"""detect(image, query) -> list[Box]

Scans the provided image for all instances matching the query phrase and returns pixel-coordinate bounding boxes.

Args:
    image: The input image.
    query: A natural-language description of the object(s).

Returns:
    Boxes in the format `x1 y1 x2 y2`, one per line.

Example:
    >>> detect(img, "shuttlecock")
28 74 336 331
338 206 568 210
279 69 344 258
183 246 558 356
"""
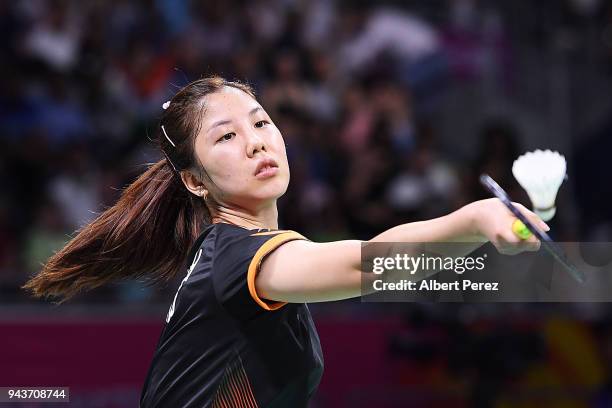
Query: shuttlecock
512 149 566 221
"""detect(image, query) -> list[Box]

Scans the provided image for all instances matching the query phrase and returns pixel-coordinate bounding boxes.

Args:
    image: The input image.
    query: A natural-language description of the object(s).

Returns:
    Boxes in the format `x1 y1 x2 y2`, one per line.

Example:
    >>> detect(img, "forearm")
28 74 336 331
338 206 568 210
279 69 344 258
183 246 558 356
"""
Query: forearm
369 203 488 256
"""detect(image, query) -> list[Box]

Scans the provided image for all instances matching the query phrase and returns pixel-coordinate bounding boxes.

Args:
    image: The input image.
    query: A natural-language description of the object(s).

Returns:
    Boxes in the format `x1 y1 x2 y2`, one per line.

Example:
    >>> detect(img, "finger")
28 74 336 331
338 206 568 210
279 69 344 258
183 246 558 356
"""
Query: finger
512 202 550 231
522 234 541 252
496 233 523 255
512 202 537 218
500 245 522 256
524 212 550 232
507 221 540 252
500 229 522 245
493 241 516 256
497 218 541 255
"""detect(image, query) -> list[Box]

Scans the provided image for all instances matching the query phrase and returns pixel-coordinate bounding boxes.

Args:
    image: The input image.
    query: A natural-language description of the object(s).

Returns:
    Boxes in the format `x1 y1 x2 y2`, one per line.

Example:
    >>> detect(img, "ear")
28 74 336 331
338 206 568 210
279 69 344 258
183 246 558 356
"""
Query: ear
180 170 208 198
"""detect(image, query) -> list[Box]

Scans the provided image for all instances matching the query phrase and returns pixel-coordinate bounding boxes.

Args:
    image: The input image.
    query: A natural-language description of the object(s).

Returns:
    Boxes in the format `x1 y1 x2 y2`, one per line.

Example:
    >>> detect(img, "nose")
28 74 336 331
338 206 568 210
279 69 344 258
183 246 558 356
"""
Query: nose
246 129 266 158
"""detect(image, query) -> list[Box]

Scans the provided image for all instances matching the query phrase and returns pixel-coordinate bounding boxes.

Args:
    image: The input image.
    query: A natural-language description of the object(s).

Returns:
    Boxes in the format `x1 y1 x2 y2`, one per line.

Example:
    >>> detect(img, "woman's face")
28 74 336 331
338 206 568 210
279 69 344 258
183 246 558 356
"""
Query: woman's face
192 87 290 210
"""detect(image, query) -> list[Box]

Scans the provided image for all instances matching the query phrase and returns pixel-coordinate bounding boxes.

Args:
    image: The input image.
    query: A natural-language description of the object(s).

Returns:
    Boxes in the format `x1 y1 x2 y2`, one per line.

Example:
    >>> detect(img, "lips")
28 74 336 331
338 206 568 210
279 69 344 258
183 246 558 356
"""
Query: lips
254 158 279 177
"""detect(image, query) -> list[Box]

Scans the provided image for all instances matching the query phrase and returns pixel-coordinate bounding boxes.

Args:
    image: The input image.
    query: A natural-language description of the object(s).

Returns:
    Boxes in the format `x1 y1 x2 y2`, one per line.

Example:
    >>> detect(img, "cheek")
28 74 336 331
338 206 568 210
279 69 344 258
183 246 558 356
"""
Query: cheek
270 130 288 162
209 162 247 188
201 150 247 189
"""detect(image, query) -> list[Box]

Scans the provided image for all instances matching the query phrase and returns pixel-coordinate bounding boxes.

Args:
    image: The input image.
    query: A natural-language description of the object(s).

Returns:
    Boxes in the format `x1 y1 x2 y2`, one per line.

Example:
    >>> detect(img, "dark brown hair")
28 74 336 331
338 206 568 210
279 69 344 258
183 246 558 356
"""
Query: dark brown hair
23 76 256 302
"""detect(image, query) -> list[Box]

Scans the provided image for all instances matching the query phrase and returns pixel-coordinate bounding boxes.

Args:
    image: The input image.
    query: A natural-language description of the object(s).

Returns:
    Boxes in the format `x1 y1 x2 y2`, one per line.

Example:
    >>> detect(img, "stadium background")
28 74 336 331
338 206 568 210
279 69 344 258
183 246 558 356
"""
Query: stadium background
1 0 611 406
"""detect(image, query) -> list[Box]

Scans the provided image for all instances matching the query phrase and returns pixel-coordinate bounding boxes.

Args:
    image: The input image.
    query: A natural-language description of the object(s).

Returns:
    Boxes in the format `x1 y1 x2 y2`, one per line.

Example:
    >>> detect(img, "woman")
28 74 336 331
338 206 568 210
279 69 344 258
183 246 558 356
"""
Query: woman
24 76 547 407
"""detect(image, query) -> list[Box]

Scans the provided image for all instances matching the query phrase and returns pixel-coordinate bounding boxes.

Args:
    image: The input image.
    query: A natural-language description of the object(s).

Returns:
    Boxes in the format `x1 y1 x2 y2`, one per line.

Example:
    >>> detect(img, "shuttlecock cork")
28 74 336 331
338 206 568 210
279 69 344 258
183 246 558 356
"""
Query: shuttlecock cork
512 149 566 222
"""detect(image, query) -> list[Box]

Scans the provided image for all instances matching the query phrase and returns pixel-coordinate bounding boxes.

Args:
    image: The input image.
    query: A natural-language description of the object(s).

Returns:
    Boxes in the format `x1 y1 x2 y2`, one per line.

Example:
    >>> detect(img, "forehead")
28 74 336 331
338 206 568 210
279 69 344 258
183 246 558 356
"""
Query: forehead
202 87 259 119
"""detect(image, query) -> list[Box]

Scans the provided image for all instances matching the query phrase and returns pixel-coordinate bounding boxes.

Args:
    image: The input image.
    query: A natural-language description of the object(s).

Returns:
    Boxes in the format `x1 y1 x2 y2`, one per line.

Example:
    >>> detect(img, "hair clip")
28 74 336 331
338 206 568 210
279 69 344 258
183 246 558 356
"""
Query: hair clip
162 101 170 110
161 149 179 173
161 125 176 147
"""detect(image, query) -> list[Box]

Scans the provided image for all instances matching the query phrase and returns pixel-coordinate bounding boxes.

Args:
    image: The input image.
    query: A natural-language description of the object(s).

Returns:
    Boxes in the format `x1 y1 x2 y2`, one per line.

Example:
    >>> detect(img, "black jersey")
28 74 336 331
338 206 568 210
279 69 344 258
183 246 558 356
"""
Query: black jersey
140 223 324 408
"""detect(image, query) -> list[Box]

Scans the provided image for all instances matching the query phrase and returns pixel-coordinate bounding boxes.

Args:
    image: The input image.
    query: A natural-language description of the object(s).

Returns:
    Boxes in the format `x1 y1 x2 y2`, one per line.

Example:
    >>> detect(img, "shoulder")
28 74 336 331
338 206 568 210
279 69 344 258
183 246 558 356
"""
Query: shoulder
211 224 308 277
186 223 308 270
213 223 307 254
209 224 308 314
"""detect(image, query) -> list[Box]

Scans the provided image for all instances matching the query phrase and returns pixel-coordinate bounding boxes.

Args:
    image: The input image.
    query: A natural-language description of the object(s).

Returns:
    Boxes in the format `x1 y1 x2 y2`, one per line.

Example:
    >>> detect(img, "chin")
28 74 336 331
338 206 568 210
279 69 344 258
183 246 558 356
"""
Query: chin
257 185 288 201
253 179 289 201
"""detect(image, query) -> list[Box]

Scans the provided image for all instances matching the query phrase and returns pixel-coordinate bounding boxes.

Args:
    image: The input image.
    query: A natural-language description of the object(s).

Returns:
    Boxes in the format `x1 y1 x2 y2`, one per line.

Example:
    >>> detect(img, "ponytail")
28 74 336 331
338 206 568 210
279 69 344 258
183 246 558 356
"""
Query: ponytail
23 159 210 303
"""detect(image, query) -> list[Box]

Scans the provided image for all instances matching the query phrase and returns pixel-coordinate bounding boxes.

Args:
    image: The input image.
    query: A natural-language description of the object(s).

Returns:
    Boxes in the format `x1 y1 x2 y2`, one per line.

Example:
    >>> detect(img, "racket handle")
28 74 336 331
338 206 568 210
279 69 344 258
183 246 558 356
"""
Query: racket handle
512 219 533 240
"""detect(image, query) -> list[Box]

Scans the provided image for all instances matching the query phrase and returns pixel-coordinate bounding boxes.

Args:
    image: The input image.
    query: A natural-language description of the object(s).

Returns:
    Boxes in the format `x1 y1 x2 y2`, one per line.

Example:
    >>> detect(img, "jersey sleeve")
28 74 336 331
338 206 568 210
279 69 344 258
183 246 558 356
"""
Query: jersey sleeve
212 229 307 319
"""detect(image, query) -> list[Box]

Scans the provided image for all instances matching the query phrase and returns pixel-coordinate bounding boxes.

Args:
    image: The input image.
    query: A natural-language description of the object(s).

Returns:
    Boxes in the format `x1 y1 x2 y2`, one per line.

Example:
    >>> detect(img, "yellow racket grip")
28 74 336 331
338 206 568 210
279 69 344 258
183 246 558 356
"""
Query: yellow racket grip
512 219 532 240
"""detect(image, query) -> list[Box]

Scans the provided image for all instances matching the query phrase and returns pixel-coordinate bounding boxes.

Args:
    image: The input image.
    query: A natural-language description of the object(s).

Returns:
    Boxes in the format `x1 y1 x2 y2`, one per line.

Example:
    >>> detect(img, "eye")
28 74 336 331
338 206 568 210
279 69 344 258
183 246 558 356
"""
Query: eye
255 120 269 128
217 132 235 143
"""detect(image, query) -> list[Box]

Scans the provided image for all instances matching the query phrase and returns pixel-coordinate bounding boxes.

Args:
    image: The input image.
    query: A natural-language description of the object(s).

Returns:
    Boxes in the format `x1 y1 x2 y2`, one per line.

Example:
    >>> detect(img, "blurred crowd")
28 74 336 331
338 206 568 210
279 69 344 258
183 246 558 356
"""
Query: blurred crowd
1 0 612 303
376 306 612 408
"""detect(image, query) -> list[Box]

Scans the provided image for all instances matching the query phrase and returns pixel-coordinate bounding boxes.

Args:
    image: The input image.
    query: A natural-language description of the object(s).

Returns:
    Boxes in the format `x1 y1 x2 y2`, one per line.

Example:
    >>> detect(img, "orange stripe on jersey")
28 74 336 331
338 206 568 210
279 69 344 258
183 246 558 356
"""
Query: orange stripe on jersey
247 231 306 311
237 362 257 408
212 356 258 408
250 230 291 236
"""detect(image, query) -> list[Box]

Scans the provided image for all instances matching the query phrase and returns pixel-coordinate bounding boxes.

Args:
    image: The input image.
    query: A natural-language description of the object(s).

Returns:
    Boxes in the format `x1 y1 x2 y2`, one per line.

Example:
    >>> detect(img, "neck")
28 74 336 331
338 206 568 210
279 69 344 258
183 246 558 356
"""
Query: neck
211 202 279 230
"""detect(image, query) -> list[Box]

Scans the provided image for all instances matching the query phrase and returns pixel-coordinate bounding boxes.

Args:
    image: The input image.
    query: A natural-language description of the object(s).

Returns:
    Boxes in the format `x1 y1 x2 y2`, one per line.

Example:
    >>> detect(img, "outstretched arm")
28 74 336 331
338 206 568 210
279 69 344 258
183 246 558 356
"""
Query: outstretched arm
256 199 549 304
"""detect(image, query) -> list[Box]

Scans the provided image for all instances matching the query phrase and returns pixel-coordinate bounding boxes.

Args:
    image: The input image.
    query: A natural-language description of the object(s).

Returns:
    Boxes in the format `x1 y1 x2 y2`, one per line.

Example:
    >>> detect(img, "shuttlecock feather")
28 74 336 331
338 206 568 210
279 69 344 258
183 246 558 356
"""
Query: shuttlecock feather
512 149 566 221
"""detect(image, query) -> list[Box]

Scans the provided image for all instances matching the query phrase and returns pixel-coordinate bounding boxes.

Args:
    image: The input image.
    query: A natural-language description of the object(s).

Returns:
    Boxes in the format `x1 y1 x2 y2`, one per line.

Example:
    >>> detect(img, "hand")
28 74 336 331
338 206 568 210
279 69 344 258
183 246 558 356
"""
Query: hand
467 198 550 255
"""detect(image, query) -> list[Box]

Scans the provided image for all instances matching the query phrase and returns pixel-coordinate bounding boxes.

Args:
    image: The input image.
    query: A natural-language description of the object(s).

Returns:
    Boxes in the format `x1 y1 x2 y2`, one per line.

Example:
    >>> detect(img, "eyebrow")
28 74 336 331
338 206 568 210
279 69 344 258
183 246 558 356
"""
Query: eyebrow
207 107 263 134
